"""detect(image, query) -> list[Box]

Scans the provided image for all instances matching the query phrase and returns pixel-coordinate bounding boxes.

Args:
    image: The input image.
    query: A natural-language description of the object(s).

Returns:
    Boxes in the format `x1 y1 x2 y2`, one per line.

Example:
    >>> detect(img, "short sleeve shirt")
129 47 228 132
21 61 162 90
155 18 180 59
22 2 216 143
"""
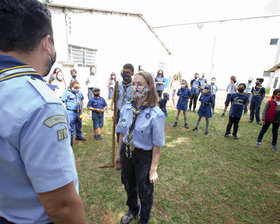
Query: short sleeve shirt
61 89 84 111
87 96 107 113
229 93 248 118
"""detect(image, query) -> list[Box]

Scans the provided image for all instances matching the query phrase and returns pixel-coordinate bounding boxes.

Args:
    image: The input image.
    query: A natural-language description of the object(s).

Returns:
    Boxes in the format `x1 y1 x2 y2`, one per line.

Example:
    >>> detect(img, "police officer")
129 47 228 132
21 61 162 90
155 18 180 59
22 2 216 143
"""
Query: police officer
115 72 165 224
249 78 266 125
0 1 87 223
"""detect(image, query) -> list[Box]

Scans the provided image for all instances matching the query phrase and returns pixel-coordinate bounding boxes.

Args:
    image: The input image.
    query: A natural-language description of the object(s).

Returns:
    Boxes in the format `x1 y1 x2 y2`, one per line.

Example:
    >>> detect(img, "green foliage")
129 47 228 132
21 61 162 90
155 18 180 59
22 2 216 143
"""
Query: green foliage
74 107 280 223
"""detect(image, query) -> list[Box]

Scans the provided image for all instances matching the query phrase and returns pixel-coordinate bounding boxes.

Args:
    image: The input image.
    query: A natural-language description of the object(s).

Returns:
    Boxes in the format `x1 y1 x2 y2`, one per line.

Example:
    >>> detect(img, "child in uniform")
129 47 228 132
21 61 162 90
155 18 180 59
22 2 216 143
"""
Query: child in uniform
224 83 248 140
249 78 265 125
159 92 169 118
210 77 218 116
192 85 214 135
256 89 280 151
87 87 107 140
173 79 192 128
188 73 201 112
115 71 165 224
154 70 165 99
61 80 86 146
221 75 239 117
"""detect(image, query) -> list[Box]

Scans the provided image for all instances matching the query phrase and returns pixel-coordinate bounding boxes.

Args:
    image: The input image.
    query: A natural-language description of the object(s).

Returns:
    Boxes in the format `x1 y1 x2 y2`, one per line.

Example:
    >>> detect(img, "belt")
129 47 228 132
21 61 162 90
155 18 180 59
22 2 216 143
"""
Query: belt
180 97 187 99
202 103 209 105
0 217 14 224
68 109 79 113
133 147 153 153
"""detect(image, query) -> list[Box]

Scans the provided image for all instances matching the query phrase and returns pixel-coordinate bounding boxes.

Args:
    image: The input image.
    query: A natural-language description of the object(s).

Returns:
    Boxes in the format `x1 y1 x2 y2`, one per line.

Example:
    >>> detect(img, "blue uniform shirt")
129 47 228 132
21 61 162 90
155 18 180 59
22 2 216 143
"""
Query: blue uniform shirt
87 96 107 113
0 55 79 223
199 78 207 89
61 89 84 111
159 98 168 117
251 86 265 103
155 77 165 91
116 103 165 150
116 81 133 111
229 93 248 118
226 82 239 94
210 84 218 95
190 79 201 95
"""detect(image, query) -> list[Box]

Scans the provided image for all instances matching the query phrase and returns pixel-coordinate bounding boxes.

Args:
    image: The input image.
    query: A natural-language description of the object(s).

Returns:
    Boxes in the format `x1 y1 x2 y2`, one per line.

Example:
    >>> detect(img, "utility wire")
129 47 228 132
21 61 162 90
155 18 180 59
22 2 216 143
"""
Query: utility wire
152 14 280 29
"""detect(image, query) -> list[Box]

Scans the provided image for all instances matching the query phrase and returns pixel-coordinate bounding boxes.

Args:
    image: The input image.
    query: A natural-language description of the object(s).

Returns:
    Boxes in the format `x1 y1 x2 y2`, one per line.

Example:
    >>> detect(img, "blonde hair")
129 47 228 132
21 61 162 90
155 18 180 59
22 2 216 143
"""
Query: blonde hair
134 71 158 107
70 79 80 87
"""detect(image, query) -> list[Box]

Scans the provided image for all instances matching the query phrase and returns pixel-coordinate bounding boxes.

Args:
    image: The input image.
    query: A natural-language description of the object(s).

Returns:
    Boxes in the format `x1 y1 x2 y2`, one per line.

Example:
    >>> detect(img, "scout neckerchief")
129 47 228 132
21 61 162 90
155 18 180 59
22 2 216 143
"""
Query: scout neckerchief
70 89 82 114
125 100 146 158
0 65 41 82
121 82 132 107
253 86 261 96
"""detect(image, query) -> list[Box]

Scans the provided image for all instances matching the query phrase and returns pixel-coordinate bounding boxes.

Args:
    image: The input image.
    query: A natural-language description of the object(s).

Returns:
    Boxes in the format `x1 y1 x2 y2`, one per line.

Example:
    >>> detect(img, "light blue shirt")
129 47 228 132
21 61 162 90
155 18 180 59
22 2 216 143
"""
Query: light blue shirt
116 81 133 111
0 55 79 224
226 82 239 94
116 103 165 150
210 84 218 95
61 89 84 111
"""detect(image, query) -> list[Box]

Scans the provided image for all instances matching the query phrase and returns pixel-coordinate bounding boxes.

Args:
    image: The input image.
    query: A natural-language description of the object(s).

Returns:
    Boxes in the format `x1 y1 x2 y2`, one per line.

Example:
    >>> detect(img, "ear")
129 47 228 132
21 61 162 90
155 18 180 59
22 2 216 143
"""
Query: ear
41 35 52 55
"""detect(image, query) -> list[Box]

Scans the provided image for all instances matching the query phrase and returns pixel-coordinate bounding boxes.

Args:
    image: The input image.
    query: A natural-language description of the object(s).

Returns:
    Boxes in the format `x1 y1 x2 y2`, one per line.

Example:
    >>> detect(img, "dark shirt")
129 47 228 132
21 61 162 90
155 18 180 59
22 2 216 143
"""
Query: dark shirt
87 96 107 114
229 93 248 118
251 86 265 103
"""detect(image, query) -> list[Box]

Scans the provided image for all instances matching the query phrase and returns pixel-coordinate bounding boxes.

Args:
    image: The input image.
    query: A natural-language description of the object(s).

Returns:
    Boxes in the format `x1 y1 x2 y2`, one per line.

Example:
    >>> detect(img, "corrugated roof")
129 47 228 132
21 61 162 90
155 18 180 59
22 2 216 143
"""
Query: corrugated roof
266 63 280 72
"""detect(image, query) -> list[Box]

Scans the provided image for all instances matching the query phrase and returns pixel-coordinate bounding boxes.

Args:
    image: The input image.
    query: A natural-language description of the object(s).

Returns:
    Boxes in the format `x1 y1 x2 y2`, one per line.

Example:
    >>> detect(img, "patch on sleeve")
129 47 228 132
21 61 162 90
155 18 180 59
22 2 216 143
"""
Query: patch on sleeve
57 128 68 141
44 115 67 128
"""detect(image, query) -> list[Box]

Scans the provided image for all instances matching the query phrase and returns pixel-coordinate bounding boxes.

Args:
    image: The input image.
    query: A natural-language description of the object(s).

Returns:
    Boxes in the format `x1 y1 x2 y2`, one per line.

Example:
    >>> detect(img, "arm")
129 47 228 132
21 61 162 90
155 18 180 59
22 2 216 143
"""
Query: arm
88 107 101 113
261 101 269 122
149 145 161 183
231 81 237 91
38 182 87 224
262 88 266 100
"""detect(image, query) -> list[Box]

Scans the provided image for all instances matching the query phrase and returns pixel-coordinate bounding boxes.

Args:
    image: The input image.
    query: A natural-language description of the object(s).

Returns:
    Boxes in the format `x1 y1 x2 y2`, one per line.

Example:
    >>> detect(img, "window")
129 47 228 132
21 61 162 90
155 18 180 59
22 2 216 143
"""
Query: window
273 77 279 89
270 38 279 45
68 45 97 67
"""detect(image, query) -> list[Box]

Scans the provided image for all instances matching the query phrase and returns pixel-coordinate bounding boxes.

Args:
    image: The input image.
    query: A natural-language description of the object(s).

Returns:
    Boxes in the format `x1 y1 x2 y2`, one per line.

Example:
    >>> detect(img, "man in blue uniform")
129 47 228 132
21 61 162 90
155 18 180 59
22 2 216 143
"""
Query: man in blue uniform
188 73 201 112
0 1 87 223
248 78 265 125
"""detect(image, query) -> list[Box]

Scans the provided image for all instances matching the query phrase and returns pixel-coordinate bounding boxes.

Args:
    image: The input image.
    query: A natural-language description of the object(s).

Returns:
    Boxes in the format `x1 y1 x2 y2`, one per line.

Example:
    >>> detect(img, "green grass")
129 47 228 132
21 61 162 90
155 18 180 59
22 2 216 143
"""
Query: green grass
73 106 280 224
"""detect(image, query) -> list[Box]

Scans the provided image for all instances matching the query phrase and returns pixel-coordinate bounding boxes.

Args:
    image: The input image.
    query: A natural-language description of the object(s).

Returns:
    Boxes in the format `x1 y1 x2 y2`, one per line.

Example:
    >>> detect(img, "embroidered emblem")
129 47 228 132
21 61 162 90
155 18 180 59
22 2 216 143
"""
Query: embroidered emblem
145 113 151 119
57 128 68 141
44 115 67 128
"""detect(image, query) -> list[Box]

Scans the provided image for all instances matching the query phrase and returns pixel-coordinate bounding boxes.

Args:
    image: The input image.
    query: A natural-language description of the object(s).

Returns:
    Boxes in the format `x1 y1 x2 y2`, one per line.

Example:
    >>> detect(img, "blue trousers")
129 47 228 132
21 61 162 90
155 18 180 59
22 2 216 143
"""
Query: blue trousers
244 93 252 113
68 110 82 144
250 101 261 122
257 121 279 145
120 144 153 224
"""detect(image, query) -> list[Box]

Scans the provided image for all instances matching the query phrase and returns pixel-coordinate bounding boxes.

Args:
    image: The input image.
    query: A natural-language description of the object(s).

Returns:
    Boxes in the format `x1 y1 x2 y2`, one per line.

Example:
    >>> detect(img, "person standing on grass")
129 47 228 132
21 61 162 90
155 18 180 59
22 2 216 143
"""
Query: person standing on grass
87 87 107 140
115 71 165 224
188 73 201 112
244 77 253 115
248 78 265 125
173 79 192 129
61 80 86 146
199 73 207 94
170 74 180 109
223 83 248 140
221 75 239 117
159 92 170 118
86 65 98 100
0 0 87 223
193 85 214 135
154 69 165 99
256 89 280 151
210 77 218 116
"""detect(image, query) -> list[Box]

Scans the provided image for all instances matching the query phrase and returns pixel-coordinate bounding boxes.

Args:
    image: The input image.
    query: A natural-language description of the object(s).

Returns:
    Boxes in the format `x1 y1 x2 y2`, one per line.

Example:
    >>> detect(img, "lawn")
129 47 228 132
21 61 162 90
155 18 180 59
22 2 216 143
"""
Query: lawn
73 107 280 224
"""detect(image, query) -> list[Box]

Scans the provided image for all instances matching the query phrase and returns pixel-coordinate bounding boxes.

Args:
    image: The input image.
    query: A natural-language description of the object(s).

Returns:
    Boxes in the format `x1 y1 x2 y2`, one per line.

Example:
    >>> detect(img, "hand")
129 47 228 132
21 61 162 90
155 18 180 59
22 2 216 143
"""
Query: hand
230 80 234 84
262 120 265 125
115 154 121 167
149 169 158 183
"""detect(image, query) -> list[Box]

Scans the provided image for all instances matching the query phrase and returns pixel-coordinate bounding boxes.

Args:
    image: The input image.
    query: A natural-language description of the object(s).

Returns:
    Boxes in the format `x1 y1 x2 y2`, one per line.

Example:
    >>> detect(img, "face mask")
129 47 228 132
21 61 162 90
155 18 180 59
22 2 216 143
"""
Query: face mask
91 68 96 74
248 80 252 83
275 96 280 101
44 52 57 77
238 88 244 93
256 82 260 86
195 77 198 79
121 72 132 83
57 75 63 81
94 93 100 97
132 85 149 98
72 75 77 79
233 80 236 83
211 81 215 85
181 84 186 88
72 88 79 93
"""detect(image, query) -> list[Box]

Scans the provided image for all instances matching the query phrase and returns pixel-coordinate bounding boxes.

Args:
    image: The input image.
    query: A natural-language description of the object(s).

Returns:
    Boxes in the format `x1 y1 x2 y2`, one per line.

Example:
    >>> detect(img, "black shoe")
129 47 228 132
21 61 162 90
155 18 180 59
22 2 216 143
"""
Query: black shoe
224 134 229 138
221 113 225 118
248 120 253 123
173 121 178 127
187 108 191 112
233 136 238 140
76 137 86 141
205 130 208 135
121 211 137 224
192 127 198 131
193 109 196 113
184 123 189 129
257 122 262 125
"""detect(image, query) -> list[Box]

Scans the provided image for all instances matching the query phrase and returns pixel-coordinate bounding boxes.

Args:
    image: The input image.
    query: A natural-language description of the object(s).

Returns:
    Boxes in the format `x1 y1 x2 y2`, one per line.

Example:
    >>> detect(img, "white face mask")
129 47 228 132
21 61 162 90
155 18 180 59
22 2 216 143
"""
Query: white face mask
181 84 186 88
57 75 63 81
132 85 149 98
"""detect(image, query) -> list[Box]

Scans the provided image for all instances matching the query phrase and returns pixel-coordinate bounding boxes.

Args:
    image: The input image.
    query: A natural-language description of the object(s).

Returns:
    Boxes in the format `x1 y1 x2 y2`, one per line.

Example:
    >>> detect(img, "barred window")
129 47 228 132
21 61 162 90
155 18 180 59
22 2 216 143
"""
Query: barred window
68 45 97 67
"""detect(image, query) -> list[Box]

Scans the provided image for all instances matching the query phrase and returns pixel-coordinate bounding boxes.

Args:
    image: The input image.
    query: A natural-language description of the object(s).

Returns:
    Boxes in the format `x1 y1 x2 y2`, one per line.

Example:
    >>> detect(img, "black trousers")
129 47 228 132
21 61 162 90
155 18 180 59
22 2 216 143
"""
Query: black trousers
189 94 199 110
120 144 153 223
225 116 240 137
250 101 261 122
157 90 163 99
257 121 279 145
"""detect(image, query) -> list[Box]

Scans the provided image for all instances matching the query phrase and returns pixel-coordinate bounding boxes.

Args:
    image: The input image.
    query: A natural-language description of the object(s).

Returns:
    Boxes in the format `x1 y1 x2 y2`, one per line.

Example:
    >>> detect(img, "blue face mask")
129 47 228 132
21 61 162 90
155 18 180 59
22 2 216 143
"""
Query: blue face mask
121 72 132 83
72 89 79 93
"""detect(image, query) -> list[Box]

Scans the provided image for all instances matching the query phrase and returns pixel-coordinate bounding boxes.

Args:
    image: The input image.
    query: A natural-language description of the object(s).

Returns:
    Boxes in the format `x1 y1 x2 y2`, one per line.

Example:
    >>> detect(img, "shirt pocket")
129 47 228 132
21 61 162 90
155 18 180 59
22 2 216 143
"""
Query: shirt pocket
135 126 151 141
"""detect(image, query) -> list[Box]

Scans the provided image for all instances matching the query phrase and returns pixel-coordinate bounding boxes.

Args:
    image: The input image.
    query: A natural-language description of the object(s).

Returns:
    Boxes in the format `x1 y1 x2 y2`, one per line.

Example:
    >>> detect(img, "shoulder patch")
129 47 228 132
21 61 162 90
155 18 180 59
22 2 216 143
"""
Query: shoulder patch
44 115 67 128
57 128 68 141
27 76 62 104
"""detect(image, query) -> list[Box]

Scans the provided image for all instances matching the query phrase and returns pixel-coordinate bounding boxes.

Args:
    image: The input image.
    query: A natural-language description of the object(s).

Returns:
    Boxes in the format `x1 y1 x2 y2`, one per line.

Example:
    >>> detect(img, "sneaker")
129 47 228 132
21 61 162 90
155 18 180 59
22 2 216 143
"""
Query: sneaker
121 211 137 224
187 108 191 112
193 109 196 113
94 135 98 140
248 120 253 123
256 141 261 147
98 134 103 139
221 113 225 118
224 134 229 138
257 122 262 125
184 123 189 129
233 136 238 140
76 137 86 141
213 113 216 117
172 121 178 127
205 130 208 135
192 127 198 131
271 145 278 151
244 112 248 115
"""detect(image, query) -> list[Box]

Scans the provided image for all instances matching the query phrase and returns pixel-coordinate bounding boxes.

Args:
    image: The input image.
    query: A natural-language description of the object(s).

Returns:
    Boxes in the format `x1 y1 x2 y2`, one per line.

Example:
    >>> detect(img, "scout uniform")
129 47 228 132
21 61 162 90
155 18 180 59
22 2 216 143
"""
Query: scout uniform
0 54 78 223
189 78 201 111
210 82 218 114
197 91 214 118
155 76 165 99
158 93 169 117
177 87 192 111
249 85 265 123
